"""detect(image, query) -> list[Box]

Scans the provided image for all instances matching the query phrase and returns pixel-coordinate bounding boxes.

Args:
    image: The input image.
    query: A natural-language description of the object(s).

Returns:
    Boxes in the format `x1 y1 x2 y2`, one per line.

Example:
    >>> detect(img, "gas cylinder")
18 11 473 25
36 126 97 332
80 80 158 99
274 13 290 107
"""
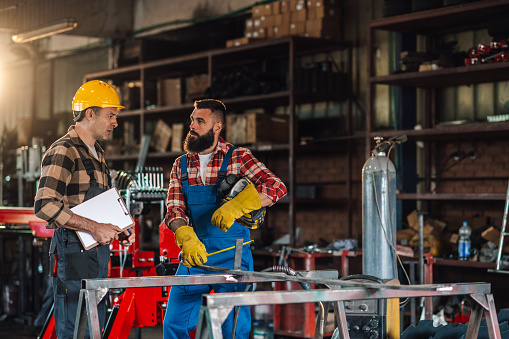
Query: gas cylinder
362 137 398 280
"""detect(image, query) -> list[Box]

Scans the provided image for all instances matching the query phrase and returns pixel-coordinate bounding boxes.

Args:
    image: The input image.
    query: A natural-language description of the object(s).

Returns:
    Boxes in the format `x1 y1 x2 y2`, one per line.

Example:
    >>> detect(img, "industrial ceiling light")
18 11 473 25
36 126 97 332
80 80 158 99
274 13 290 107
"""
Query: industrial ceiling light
12 18 78 43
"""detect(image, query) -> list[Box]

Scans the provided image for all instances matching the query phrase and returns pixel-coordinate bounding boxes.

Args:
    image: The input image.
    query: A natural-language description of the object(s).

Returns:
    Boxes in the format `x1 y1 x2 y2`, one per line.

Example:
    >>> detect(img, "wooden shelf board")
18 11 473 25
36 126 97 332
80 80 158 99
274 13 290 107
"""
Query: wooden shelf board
397 193 506 201
434 258 496 269
86 37 350 82
370 121 509 140
370 62 509 88
370 0 509 34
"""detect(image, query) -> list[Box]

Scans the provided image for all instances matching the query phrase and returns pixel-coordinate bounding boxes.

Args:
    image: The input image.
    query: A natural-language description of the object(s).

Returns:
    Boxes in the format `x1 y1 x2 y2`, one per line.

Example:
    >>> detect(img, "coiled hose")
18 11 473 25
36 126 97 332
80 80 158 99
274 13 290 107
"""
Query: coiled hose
231 266 327 339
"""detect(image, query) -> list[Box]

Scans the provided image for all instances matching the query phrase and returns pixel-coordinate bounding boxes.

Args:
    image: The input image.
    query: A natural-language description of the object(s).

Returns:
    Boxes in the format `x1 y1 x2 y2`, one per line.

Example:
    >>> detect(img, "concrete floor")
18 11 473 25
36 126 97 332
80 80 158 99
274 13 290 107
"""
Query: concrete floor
0 316 163 338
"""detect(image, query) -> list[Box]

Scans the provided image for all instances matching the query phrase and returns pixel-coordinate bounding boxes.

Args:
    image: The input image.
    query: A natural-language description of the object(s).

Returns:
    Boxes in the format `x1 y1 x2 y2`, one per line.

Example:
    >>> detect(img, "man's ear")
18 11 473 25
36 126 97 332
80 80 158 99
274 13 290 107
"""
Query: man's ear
214 121 223 133
85 108 95 120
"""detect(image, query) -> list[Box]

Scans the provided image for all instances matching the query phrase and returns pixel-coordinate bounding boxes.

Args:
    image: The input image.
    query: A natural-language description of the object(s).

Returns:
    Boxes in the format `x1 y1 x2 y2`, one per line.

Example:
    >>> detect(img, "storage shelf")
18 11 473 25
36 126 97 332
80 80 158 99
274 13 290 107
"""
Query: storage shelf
105 141 359 162
135 90 347 118
397 193 506 201
369 0 509 34
86 36 351 82
370 62 509 88
88 35 354 249
370 121 509 140
368 0 509 215
274 197 351 205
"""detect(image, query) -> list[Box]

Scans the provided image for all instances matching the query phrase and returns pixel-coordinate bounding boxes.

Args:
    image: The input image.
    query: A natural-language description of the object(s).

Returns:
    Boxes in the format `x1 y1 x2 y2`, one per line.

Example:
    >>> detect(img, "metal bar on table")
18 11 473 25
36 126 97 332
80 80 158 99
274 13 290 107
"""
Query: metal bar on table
233 238 243 270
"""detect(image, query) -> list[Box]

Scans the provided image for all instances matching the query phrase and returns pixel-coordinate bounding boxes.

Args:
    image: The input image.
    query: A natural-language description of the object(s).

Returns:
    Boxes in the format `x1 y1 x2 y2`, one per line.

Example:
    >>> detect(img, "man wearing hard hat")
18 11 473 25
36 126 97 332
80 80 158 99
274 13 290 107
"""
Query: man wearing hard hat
35 80 134 338
163 99 287 339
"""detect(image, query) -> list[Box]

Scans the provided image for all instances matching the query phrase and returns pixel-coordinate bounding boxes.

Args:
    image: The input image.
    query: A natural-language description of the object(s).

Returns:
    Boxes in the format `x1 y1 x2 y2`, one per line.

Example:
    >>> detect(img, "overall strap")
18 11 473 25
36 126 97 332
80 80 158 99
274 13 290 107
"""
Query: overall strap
180 154 189 188
75 146 96 183
217 147 236 185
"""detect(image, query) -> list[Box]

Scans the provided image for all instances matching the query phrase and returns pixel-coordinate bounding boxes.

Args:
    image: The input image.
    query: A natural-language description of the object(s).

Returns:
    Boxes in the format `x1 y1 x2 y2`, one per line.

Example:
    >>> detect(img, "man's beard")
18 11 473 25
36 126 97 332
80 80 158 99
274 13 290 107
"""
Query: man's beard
184 127 215 153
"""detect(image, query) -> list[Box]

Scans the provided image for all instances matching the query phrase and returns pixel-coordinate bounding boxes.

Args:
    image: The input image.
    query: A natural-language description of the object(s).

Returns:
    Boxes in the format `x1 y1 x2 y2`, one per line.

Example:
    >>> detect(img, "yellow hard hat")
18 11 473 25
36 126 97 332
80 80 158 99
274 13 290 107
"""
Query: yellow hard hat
72 80 124 112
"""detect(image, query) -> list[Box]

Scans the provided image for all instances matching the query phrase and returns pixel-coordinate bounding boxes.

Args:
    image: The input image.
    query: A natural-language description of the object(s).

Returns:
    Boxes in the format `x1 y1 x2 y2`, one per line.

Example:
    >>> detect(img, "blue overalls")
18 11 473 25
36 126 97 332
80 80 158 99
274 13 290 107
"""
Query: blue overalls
50 146 110 339
163 147 253 339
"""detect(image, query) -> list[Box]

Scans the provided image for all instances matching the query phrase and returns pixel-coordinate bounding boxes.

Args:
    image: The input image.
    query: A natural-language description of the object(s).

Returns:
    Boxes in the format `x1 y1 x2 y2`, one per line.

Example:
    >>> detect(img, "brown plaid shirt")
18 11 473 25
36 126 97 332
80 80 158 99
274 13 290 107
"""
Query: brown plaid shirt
34 126 111 229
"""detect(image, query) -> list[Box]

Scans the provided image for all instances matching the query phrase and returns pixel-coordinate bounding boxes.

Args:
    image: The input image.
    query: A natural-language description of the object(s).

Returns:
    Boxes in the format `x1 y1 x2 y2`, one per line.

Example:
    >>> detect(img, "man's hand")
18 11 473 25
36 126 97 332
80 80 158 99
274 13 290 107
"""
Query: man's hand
174 226 207 268
118 228 135 246
211 183 261 232
92 222 124 245
65 214 124 246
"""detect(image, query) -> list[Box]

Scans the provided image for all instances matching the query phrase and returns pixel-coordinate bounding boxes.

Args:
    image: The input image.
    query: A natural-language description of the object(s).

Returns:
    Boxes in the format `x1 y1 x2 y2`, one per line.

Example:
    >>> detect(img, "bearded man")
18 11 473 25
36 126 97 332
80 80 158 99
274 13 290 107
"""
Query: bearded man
162 99 287 339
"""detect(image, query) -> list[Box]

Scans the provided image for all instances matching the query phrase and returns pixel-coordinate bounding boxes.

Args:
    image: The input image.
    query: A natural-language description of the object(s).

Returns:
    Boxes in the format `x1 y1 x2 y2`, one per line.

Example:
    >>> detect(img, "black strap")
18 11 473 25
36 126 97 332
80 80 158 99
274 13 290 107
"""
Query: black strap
75 146 96 183
217 147 236 185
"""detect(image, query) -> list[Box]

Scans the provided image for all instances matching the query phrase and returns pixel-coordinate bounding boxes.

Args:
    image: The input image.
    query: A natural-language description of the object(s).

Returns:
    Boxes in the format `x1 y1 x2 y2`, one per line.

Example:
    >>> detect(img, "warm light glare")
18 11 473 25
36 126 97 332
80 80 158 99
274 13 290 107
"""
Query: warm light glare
12 18 78 43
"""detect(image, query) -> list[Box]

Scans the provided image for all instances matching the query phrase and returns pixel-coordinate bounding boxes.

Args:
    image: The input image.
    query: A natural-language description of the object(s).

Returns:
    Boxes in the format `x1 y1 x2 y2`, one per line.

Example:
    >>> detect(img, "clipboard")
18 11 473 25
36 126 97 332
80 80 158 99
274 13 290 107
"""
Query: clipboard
71 187 134 250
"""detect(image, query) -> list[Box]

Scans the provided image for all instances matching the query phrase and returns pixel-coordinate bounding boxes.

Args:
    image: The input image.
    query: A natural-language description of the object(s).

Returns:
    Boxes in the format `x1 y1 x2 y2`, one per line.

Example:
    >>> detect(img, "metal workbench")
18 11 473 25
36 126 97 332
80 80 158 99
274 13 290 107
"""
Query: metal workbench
73 268 501 339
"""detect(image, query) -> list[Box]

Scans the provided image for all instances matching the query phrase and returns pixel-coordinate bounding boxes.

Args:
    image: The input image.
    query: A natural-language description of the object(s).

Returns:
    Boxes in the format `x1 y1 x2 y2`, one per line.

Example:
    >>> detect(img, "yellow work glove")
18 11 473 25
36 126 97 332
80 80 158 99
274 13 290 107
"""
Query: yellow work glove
211 183 261 232
174 226 208 268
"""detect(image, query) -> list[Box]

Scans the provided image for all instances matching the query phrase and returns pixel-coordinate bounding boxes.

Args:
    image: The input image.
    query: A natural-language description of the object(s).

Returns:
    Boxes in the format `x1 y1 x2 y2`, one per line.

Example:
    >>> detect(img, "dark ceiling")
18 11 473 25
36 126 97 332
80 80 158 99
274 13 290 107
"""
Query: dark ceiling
0 0 134 39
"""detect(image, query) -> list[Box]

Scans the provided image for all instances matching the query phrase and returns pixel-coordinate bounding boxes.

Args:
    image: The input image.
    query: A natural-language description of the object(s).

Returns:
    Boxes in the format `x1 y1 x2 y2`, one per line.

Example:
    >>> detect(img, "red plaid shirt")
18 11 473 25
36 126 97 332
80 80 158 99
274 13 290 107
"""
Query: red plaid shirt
165 137 287 226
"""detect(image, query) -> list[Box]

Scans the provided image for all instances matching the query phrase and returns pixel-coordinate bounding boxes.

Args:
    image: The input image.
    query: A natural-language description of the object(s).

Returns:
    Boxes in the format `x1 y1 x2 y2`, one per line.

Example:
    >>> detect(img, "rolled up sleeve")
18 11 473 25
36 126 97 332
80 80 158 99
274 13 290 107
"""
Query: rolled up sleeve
240 149 287 205
34 149 74 229
164 157 189 227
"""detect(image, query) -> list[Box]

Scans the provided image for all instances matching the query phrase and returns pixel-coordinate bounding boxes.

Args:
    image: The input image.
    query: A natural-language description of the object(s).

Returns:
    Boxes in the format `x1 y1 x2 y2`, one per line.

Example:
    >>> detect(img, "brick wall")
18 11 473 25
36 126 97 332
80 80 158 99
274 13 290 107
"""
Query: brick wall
258 140 365 247
431 139 509 228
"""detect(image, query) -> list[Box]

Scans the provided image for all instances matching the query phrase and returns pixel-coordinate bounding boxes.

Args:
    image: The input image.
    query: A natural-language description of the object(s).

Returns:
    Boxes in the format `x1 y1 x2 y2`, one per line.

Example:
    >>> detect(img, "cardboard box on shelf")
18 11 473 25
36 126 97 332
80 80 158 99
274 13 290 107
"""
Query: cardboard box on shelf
481 227 503 246
272 1 281 15
150 119 172 153
252 3 272 17
259 15 275 28
226 114 248 145
290 22 306 35
290 8 308 22
281 0 291 13
159 78 181 106
290 0 307 11
245 18 255 32
274 13 291 26
407 210 419 230
227 113 289 145
245 113 289 144
185 74 209 103
397 228 417 245
273 25 290 38
171 123 184 152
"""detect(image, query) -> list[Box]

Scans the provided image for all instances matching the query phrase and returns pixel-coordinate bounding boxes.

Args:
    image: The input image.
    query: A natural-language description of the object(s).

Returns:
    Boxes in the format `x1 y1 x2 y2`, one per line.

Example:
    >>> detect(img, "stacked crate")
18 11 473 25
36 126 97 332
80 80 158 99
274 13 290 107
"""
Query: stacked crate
226 0 341 47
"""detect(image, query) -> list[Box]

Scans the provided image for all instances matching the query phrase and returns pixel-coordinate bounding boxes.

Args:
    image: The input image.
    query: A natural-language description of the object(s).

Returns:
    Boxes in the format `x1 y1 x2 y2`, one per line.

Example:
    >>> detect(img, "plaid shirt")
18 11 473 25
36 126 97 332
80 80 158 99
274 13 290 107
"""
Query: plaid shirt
34 126 111 229
165 137 287 226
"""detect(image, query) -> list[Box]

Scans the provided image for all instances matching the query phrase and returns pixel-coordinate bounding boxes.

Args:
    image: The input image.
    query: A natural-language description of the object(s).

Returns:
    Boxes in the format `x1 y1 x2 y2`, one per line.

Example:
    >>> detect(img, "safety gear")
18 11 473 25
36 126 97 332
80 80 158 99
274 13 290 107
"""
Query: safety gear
72 80 124 112
212 180 262 232
174 226 208 267
164 147 253 339
217 175 266 229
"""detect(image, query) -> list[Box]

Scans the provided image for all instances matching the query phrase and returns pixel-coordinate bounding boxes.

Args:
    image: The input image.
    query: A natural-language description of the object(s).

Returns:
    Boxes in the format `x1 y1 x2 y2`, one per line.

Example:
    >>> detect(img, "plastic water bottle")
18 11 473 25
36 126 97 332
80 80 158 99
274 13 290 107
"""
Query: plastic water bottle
458 221 471 260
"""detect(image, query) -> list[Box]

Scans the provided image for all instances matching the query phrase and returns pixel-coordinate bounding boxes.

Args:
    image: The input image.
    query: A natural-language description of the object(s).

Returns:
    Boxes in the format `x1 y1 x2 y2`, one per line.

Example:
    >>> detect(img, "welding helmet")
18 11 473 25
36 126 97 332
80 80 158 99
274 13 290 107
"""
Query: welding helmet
72 80 124 121
218 175 266 229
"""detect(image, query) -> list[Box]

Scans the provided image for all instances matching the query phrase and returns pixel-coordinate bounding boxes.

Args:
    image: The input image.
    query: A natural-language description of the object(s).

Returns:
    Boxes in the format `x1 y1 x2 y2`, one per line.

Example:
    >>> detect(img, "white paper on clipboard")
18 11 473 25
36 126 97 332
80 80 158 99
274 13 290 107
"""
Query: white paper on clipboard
71 187 134 250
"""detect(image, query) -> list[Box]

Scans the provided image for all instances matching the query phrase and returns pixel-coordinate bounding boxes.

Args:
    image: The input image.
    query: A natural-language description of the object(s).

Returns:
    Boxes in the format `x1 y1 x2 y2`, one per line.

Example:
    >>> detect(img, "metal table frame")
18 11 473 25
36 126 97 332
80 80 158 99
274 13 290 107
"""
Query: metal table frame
73 268 501 339
197 282 500 339
73 269 339 339
73 238 500 339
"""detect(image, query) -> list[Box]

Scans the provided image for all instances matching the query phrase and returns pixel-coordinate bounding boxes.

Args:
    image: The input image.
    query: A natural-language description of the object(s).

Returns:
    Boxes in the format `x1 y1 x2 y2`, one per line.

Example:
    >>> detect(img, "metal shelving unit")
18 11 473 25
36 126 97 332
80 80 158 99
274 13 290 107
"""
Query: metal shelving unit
366 0 509 203
85 36 354 248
